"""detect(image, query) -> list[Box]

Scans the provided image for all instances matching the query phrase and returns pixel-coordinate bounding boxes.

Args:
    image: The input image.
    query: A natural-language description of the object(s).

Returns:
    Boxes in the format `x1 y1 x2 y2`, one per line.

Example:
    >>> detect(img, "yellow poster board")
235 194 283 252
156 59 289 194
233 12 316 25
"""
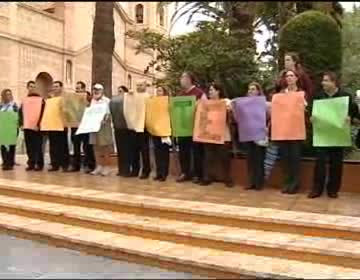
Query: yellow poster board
145 96 171 137
40 96 64 131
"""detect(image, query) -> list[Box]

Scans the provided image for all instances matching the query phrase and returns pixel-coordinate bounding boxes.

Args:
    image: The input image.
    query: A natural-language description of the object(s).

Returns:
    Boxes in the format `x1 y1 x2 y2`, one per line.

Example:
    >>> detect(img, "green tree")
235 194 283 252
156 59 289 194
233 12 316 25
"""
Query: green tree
127 20 257 97
92 2 115 97
342 5 360 93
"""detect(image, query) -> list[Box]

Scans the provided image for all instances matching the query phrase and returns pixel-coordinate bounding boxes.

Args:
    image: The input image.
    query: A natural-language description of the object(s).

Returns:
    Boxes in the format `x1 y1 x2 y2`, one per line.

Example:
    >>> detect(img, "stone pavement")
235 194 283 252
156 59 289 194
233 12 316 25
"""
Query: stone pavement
0 234 201 279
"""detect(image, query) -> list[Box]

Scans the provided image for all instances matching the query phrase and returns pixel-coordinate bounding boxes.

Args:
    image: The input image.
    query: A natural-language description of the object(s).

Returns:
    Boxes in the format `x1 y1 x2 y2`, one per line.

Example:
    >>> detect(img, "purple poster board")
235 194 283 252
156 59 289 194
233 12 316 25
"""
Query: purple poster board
233 96 267 142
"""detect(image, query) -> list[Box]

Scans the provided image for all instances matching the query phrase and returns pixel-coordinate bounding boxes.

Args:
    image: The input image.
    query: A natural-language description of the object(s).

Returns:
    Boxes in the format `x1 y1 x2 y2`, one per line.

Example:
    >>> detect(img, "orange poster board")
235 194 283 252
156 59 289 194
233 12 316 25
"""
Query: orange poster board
22 96 43 130
271 91 306 141
193 99 227 144
145 96 171 137
40 96 64 131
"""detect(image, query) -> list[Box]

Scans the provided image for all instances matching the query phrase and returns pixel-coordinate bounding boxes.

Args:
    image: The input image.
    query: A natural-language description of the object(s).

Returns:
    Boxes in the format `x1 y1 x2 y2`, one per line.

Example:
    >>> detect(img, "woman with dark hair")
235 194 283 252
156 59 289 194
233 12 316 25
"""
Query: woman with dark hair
176 71 206 184
244 82 267 190
275 52 313 102
151 86 171 181
0 89 18 170
275 69 307 194
199 82 233 187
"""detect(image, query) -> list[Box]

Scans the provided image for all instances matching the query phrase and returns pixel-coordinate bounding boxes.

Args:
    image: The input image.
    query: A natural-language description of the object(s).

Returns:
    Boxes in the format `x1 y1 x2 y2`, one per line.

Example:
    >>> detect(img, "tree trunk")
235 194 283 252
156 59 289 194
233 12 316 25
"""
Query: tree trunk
92 2 115 98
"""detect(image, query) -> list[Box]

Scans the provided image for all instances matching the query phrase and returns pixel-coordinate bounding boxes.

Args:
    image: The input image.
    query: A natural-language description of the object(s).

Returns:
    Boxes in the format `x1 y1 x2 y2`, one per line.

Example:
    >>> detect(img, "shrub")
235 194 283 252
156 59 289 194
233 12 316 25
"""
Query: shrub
279 10 342 93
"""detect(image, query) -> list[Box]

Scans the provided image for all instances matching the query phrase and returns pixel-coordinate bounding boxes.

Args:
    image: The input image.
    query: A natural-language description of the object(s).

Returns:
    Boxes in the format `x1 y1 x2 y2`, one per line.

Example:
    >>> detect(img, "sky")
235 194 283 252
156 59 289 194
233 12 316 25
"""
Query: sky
169 2 358 54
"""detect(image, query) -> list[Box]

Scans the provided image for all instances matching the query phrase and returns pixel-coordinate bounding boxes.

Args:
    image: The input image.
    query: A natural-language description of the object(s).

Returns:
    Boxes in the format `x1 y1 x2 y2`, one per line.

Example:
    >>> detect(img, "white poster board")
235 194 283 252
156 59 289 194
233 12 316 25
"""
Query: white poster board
75 103 107 135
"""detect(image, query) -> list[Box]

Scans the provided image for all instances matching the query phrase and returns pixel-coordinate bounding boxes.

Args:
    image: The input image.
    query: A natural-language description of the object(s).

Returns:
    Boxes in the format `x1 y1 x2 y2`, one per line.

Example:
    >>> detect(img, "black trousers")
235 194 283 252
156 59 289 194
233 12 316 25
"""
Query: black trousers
129 130 151 176
153 136 170 178
202 143 232 184
1 145 16 168
24 129 44 169
245 142 265 188
114 128 131 175
178 137 204 178
312 147 344 195
278 140 302 192
48 129 70 170
70 128 95 170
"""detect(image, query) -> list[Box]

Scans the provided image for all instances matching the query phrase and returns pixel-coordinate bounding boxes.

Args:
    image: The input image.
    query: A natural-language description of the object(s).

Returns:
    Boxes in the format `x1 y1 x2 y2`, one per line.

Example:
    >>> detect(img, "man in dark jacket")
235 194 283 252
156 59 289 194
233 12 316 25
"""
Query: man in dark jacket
110 85 131 177
308 71 359 199
19 81 45 171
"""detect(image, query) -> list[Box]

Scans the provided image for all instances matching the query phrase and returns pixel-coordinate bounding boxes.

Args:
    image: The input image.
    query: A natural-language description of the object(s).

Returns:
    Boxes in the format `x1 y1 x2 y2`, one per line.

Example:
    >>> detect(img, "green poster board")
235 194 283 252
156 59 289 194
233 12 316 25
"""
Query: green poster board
0 111 19 145
312 96 351 147
170 96 196 137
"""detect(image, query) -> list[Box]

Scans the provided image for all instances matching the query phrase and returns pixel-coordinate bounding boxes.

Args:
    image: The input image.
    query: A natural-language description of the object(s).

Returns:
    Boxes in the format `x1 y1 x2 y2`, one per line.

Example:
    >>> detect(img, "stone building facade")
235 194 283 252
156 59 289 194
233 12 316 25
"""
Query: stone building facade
0 2 168 101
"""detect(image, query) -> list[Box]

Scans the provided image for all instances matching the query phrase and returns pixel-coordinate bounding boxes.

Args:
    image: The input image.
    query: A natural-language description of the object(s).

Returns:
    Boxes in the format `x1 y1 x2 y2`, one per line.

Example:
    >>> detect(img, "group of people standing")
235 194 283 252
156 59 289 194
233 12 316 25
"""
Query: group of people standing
0 52 358 200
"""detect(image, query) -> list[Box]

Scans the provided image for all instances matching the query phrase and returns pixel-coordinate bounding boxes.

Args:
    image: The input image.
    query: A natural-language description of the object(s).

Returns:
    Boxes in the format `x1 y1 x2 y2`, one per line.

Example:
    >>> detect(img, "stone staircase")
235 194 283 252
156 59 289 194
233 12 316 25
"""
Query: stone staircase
0 178 359 278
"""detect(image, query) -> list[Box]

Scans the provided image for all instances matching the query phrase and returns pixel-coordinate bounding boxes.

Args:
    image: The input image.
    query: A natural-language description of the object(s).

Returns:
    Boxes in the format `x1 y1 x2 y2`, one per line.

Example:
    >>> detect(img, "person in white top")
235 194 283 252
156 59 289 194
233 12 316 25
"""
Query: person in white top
89 83 113 176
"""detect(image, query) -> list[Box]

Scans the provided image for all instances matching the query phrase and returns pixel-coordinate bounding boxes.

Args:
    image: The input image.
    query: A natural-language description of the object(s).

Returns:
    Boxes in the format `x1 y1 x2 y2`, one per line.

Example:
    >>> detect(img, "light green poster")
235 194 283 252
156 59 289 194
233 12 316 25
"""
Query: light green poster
170 96 196 137
0 111 19 145
312 96 351 147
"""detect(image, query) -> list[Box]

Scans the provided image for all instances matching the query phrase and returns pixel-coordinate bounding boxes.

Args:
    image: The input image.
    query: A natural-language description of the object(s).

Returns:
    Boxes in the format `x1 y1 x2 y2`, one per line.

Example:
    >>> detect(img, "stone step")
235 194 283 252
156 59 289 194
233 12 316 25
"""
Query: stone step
0 194 359 269
0 212 358 279
0 178 359 241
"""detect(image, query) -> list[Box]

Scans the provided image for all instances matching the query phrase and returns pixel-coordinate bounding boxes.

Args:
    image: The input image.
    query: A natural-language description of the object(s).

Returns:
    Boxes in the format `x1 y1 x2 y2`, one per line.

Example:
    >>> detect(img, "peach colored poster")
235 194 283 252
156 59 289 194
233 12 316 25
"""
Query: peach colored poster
193 99 227 144
40 96 64 131
271 91 306 141
22 96 43 130
145 96 171 137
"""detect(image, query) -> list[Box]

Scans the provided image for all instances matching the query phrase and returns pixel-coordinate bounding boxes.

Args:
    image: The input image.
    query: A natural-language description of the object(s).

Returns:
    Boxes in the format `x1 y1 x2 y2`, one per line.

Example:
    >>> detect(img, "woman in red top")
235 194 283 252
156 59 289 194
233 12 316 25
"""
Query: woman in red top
275 52 313 103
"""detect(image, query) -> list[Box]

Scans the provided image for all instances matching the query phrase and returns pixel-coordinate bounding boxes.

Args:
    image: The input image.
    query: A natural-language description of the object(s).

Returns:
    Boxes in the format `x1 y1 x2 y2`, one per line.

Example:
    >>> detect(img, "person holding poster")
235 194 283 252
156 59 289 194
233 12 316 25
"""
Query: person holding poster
88 84 112 176
147 86 172 182
272 70 307 194
19 81 45 171
308 72 359 199
66 81 95 173
123 81 151 179
110 85 131 177
198 82 233 187
0 89 18 171
239 82 267 191
176 72 205 183
40 81 70 172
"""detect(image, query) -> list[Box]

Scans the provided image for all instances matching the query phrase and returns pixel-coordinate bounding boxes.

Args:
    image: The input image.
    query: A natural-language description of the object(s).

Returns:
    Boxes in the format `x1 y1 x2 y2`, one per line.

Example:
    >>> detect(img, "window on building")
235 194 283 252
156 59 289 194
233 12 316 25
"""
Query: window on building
159 6 164 27
135 4 144 24
66 60 73 84
128 74 132 89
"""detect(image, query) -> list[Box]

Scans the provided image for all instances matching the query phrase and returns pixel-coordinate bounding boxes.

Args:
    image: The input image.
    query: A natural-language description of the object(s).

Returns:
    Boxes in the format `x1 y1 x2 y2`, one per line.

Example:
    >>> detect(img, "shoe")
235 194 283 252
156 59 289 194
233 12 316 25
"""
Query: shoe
84 167 94 174
192 177 201 184
48 167 59 172
199 180 211 186
129 171 139 177
153 175 161 181
2 166 12 171
101 167 111 177
158 177 167 182
226 182 234 188
245 185 255 190
308 192 322 199
34 166 43 172
176 174 191 183
62 167 69 172
90 166 103 175
281 188 288 194
139 173 149 180
66 167 80 173
25 166 34 171
287 189 298 195
328 193 338 199
254 186 263 191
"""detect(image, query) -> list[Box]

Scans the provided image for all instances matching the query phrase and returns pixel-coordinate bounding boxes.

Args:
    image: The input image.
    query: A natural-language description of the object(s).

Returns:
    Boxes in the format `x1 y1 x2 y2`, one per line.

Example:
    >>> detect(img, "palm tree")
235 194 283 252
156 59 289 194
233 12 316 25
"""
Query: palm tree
92 2 115 98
